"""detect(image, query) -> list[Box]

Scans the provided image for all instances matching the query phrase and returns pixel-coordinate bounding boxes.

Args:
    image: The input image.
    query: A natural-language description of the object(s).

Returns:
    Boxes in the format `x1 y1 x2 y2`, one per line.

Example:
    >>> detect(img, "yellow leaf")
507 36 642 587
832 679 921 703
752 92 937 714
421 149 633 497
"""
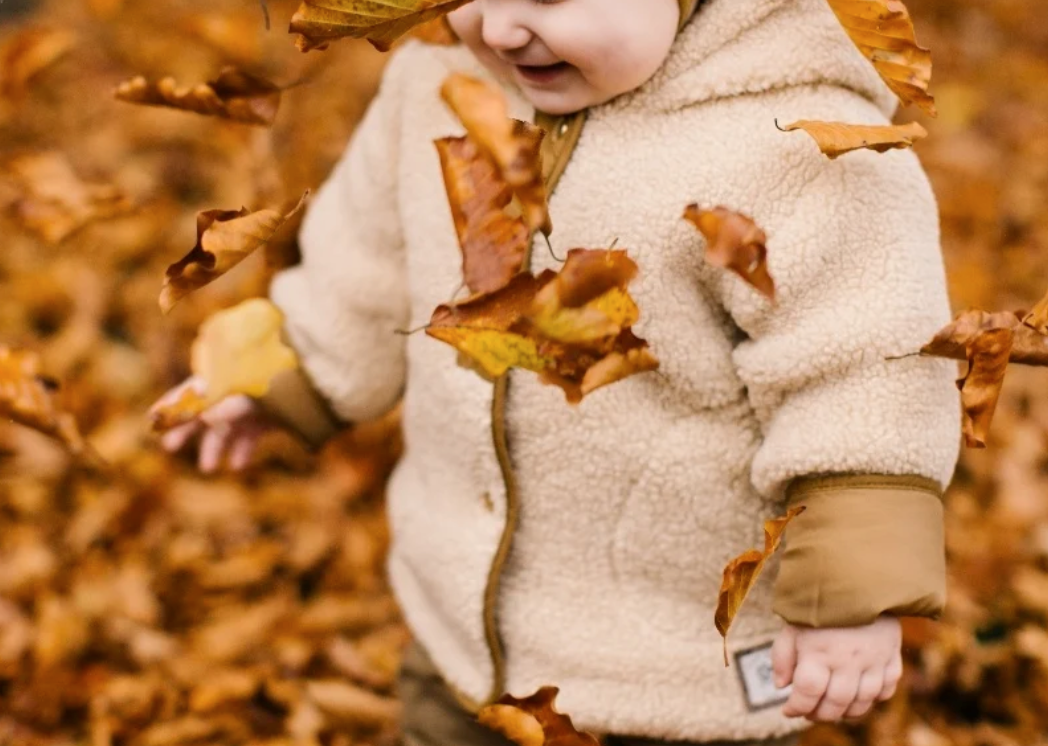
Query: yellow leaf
190 298 299 405
779 119 928 159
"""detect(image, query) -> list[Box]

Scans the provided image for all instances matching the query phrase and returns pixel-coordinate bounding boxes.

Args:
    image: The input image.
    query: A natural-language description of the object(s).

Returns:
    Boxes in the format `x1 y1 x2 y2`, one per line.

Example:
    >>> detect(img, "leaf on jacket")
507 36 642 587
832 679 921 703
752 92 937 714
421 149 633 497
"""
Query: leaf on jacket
778 120 928 159
426 250 658 403
2 151 132 244
289 0 474 53
441 73 550 236
0 26 77 101
715 506 806 666
921 309 1048 366
436 136 530 296
115 67 282 126
0 346 88 456
824 0 936 116
411 16 459 45
683 205 775 301
478 687 600 746
151 299 299 427
159 192 310 314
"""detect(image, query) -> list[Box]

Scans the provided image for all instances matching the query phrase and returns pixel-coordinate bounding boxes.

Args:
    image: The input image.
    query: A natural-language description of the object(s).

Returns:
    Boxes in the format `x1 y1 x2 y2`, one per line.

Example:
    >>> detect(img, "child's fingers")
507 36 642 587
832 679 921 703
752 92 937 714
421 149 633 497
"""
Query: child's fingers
811 669 860 722
771 626 798 688
877 652 903 701
198 424 233 473
782 658 829 718
227 429 260 471
201 394 255 425
844 668 883 720
161 420 200 452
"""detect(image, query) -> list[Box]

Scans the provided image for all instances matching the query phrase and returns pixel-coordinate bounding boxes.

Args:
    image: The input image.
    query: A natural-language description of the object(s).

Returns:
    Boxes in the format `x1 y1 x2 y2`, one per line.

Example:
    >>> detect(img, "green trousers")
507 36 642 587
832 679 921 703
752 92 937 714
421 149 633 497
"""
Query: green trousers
398 642 800 746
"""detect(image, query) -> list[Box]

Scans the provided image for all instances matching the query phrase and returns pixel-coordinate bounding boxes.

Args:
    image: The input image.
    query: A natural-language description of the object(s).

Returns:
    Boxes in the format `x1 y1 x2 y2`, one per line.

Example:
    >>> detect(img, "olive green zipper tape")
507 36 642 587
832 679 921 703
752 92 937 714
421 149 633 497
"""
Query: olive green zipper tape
480 108 588 705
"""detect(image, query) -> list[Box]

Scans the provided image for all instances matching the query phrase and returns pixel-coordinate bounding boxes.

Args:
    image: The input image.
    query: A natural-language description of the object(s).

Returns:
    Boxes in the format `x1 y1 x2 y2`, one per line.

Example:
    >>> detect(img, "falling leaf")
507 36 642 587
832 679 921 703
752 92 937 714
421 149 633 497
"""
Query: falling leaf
427 250 658 403
824 0 936 116
436 136 529 296
441 73 549 235
289 0 474 53
2 152 132 243
115 67 282 126
921 310 1048 366
478 687 600 746
683 205 775 300
715 506 806 666
777 119 928 159
159 192 310 314
0 347 88 456
0 27 77 101
956 327 1013 448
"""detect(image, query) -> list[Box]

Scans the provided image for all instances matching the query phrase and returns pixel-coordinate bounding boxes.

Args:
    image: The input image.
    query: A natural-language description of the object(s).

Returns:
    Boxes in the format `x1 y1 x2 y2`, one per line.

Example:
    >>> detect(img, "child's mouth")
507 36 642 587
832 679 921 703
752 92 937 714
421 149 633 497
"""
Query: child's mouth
515 61 571 84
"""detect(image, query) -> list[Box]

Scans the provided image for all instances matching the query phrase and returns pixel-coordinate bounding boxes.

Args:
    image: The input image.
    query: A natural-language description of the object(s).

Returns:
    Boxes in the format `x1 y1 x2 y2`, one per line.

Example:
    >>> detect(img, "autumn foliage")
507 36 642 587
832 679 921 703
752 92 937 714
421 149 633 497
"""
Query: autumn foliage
0 0 1047 745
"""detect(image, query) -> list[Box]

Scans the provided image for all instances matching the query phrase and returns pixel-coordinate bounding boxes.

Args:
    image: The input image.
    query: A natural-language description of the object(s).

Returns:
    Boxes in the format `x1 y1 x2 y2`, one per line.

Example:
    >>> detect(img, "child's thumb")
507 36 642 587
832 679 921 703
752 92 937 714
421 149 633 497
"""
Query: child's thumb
771 625 798 689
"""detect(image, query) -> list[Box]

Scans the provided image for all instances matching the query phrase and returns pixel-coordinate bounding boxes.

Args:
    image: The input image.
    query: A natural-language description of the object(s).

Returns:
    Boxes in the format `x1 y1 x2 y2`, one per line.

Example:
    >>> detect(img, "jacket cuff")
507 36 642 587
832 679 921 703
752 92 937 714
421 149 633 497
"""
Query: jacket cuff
256 366 345 450
772 474 946 628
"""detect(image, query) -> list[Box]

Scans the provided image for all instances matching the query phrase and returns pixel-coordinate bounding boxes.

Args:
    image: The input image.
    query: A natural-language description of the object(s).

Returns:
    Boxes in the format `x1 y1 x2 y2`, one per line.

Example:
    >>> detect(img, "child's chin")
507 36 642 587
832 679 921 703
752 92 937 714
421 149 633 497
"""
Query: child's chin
521 88 590 116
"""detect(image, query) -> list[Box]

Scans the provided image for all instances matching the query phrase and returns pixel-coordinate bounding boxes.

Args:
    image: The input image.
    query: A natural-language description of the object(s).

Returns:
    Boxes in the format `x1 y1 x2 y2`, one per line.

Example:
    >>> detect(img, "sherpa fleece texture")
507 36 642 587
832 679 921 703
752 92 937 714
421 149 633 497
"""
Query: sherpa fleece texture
268 0 961 740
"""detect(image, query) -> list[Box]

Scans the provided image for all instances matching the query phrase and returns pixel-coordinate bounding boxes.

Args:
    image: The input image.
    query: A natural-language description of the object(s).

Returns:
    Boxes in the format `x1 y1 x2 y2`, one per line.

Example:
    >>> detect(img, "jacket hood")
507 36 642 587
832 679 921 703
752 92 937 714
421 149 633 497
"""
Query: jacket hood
613 0 898 118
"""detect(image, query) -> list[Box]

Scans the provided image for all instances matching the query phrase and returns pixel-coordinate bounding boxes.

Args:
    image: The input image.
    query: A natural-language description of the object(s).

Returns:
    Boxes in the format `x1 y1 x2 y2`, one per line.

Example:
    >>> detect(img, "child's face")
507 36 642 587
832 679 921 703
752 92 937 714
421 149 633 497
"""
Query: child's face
447 0 680 115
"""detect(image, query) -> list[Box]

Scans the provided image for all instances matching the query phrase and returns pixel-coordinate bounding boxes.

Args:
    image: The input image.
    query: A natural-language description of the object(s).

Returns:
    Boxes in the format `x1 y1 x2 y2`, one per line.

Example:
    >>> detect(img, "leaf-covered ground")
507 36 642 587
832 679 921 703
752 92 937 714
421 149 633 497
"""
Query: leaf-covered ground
0 0 1045 744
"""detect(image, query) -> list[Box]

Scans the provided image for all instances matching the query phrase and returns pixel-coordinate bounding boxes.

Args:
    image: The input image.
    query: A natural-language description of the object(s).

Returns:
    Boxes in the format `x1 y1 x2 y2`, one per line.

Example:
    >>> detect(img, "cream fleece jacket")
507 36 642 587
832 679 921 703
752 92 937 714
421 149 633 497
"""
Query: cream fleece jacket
268 0 961 740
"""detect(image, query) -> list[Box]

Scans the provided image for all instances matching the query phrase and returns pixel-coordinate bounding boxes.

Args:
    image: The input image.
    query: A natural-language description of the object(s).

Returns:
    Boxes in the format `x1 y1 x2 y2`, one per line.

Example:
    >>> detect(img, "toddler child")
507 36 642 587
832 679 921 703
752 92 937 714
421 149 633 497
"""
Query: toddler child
157 0 961 744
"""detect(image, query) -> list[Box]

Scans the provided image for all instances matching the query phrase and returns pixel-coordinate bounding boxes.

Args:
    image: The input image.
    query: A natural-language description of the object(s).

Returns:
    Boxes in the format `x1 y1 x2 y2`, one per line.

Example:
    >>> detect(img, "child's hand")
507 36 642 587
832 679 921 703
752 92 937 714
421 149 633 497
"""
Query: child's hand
151 376 276 473
771 616 902 722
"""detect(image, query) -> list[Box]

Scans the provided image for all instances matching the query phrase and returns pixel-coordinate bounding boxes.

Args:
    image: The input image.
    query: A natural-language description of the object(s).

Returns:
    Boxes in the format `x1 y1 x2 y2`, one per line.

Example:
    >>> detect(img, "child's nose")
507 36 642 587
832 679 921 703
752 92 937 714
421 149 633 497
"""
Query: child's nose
480 4 533 53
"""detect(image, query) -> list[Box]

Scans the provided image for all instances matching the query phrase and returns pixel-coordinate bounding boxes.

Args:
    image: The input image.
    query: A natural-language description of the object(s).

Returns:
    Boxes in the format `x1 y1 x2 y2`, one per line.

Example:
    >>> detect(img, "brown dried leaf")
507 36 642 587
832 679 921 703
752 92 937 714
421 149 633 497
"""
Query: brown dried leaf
824 0 936 116
478 687 600 746
3 152 132 244
0 347 87 456
441 73 549 235
683 205 775 300
715 506 806 666
436 136 529 296
290 0 474 52
921 310 1048 366
159 192 310 314
305 680 401 728
957 327 1013 448
1023 292 1048 334
114 67 282 126
778 119 928 159
0 27 76 101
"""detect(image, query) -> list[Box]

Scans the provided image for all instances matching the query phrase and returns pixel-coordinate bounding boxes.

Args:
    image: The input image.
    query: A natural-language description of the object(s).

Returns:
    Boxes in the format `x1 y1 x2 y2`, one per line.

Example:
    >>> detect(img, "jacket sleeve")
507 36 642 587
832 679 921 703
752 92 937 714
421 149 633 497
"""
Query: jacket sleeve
260 50 413 448
695 109 962 627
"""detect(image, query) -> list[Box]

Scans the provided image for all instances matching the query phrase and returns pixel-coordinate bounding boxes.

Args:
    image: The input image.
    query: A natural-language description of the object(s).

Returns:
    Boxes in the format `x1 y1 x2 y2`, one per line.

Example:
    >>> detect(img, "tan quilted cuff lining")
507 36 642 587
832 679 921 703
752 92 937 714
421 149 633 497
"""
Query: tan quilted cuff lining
772 474 946 628
256 366 344 450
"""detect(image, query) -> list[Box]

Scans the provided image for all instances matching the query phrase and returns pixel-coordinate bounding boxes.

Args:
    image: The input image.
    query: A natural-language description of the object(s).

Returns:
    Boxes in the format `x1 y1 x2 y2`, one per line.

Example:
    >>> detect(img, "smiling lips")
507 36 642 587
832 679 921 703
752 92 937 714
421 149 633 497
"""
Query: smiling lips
515 61 571 84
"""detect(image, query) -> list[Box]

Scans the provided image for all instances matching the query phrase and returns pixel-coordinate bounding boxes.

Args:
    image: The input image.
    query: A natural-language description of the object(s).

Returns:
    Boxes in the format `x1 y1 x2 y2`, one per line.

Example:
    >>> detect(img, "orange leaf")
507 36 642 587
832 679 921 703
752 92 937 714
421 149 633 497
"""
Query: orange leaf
411 16 459 45
441 73 550 235
0 26 76 101
2 151 132 244
478 687 599 746
436 137 529 296
715 506 806 666
778 119 928 159
920 309 1048 366
824 0 936 116
159 192 310 314
1023 293 1048 335
115 67 282 126
289 0 474 53
0 346 88 456
683 205 775 301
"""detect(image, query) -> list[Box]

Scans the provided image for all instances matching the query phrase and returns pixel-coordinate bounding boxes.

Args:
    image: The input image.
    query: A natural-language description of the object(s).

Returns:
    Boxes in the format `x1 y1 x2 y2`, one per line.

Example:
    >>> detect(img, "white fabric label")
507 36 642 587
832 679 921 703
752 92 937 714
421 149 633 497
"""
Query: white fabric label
736 643 792 710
